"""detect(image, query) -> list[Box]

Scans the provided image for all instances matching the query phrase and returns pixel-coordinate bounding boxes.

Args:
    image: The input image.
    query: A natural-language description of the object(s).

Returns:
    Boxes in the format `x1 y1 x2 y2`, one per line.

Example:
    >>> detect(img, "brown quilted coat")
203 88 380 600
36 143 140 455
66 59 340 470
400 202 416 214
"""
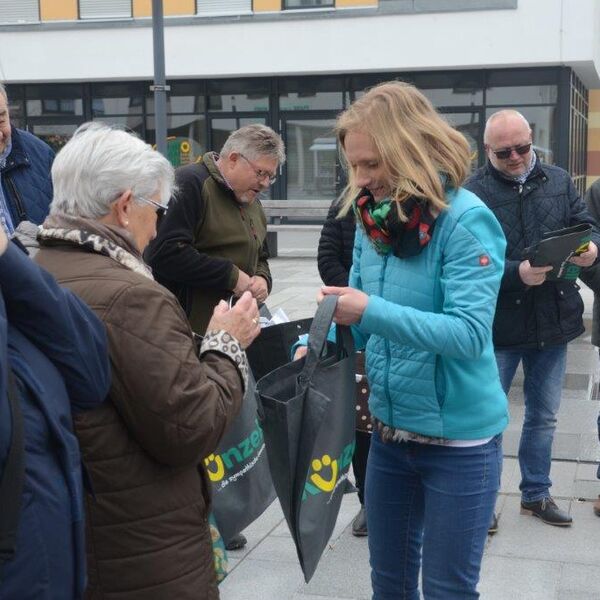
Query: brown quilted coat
36 225 245 600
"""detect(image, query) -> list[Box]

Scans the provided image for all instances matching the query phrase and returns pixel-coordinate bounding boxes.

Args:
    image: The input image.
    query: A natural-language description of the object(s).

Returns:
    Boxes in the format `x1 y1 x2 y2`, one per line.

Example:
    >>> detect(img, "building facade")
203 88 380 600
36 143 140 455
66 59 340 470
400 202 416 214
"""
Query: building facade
1 0 599 198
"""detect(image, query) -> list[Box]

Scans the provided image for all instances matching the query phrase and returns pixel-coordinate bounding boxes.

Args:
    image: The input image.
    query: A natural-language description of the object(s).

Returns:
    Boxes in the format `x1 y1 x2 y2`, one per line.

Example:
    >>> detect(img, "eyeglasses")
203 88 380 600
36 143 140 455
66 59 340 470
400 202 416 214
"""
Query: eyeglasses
136 196 169 220
239 153 277 185
490 143 532 160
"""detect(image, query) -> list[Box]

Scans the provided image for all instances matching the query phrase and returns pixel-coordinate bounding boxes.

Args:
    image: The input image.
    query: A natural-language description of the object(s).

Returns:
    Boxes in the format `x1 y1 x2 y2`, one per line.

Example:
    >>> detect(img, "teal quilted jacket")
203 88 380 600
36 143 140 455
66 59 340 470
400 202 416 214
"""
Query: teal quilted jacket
352 187 509 439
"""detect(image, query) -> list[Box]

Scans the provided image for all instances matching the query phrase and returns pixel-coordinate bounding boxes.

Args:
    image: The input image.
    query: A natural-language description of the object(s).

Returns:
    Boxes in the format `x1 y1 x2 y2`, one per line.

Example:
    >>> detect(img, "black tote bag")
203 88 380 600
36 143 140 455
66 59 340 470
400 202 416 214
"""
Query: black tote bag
256 295 356 582
246 317 313 381
203 371 276 545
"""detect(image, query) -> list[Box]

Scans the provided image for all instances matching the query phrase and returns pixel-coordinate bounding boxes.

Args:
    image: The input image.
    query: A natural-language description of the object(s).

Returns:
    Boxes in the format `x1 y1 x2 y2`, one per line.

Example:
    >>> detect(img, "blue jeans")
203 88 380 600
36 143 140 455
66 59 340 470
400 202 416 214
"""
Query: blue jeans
495 345 567 503
366 431 502 600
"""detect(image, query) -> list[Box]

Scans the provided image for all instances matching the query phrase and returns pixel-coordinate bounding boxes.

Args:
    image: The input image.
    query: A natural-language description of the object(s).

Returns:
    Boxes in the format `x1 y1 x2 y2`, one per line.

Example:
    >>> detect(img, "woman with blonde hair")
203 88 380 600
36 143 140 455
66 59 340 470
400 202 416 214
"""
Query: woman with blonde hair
319 81 509 598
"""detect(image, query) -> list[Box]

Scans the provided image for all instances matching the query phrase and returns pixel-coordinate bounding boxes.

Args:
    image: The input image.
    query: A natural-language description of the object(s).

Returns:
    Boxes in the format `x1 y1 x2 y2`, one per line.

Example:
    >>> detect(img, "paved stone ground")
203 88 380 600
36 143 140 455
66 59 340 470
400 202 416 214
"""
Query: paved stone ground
220 257 600 600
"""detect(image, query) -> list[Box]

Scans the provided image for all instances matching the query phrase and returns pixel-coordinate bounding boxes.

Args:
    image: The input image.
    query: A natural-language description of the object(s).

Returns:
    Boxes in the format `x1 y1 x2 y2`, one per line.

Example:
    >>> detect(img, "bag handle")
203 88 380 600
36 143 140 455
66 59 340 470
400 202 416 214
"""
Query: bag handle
299 295 349 385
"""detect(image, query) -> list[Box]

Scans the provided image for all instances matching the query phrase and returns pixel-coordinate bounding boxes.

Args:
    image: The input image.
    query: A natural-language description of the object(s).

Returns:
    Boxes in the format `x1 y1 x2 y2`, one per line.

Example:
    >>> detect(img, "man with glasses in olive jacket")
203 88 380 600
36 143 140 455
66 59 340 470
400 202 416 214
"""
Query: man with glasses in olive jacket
465 110 600 529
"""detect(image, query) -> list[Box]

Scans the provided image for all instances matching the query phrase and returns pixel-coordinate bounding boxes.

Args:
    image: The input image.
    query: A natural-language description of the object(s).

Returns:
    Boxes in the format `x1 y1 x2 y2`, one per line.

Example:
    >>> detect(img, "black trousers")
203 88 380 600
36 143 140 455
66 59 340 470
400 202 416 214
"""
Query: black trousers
353 429 371 505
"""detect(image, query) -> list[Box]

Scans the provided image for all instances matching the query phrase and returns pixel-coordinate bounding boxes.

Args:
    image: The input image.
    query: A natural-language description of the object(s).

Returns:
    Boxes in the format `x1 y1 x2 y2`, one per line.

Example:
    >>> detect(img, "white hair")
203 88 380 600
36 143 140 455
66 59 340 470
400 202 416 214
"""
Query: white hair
484 109 531 144
220 123 286 164
50 122 175 219
0 83 7 101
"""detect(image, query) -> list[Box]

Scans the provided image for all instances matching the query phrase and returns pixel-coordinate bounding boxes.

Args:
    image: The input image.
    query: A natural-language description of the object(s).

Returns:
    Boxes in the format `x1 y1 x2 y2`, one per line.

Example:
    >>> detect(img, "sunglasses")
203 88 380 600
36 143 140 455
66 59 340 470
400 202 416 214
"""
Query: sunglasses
136 196 168 221
491 143 532 160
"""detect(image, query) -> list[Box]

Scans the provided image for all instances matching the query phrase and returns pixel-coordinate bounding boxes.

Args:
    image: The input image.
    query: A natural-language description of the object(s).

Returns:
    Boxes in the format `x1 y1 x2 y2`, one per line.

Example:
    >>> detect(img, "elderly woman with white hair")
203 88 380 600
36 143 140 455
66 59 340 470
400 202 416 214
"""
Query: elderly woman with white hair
35 123 261 599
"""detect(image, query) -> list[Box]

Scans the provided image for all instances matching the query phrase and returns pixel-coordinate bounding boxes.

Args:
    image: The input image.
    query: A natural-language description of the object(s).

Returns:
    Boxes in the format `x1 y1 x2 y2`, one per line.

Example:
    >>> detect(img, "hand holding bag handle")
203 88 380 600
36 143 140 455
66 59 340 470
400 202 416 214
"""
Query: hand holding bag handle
298 295 353 388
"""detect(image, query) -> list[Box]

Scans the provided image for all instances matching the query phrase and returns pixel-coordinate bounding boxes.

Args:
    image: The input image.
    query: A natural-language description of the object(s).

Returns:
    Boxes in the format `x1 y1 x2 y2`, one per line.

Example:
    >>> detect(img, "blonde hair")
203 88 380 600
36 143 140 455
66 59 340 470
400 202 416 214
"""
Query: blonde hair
336 81 471 218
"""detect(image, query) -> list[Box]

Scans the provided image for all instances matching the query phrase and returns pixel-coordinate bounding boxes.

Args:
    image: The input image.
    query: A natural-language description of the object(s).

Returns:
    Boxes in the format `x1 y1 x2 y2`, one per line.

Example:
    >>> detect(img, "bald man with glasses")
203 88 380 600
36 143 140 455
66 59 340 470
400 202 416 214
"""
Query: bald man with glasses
465 109 600 531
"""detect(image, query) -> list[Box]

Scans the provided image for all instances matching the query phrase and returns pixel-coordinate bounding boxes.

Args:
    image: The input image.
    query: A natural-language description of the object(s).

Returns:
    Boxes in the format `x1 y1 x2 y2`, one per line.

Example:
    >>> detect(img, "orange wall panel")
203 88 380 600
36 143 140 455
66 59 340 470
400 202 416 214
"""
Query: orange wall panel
40 0 78 21
133 0 195 17
336 0 377 6
254 0 281 10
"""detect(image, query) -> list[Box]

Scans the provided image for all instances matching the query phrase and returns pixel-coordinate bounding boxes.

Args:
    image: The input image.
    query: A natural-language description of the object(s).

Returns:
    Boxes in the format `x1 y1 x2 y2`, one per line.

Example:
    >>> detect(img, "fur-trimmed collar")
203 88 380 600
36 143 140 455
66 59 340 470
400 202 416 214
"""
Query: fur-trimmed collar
39 214 153 280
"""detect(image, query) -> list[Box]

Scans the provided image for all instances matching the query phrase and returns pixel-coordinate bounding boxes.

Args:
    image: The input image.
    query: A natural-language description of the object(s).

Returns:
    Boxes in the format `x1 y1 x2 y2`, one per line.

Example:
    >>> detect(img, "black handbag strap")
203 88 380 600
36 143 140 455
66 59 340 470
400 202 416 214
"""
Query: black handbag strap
300 295 353 385
0 368 25 579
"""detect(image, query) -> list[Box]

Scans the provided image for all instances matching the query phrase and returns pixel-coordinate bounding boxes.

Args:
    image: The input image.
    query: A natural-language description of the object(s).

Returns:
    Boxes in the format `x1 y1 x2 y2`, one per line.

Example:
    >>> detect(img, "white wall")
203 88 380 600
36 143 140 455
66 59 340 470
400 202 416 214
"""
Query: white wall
0 0 598 85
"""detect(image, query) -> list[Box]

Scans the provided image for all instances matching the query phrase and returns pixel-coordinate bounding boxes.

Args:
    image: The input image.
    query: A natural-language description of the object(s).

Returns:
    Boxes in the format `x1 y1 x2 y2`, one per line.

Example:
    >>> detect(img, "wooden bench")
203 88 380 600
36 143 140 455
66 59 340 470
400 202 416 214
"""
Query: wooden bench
261 199 331 256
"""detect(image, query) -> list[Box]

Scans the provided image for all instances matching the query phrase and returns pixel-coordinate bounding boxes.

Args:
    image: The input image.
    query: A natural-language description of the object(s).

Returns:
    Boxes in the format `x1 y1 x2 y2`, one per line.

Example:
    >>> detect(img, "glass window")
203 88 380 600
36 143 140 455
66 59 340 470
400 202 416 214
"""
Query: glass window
28 123 80 154
279 78 343 111
486 106 556 165
207 78 269 112
4 86 24 129
146 82 205 114
486 85 557 106
92 83 144 116
26 84 84 117
441 111 481 166
285 118 337 201
284 0 334 7
92 115 144 138
146 114 207 168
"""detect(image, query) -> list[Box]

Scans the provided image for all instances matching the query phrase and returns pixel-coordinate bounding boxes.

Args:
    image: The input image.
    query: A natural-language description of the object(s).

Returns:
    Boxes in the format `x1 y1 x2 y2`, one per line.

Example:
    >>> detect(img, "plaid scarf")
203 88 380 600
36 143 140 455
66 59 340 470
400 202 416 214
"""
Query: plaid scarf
354 191 437 258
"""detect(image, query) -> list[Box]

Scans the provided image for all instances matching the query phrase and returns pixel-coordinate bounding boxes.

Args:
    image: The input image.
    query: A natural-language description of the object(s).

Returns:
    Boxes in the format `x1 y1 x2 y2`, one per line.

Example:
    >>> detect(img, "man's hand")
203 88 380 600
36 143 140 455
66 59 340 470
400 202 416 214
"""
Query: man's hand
248 275 269 304
317 286 369 325
0 227 7 257
518 260 553 286
206 291 260 349
569 241 598 268
233 269 252 297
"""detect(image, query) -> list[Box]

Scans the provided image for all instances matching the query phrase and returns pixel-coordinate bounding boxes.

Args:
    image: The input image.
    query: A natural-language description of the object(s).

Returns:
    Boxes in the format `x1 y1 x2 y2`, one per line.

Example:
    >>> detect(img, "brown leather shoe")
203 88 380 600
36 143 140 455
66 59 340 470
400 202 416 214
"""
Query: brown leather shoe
520 497 572 526
593 496 600 517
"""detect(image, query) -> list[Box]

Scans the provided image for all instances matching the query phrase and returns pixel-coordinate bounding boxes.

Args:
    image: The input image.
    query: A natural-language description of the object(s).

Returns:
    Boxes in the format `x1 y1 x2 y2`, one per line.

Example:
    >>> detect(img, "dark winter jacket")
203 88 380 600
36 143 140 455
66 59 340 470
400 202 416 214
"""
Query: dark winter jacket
0 241 110 600
317 199 355 286
146 152 272 333
465 158 600 350
1 128 54 227
579 179 600 346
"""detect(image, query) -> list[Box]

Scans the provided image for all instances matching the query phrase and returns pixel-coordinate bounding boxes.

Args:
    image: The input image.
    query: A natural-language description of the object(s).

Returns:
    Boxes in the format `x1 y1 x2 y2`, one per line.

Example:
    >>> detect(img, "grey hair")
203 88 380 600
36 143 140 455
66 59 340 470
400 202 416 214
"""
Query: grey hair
484 109 531 144
220 124 286 165
0 83 7 101
50 122 175 219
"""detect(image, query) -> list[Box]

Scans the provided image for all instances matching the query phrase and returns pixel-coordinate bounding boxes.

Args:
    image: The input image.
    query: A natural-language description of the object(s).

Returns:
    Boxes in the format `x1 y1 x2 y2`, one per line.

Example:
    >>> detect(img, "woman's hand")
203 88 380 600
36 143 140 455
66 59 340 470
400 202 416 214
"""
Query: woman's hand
317 286 369 325
206 291 261 349
293 346 308 361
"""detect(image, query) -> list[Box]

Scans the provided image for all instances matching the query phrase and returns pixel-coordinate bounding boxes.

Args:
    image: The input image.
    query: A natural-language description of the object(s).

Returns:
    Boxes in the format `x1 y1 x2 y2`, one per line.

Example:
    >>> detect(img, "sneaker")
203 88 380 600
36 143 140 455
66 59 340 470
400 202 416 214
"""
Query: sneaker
351 506 368 537
488 512 499 535
520 497 572 527
594 496 600 517
225 533 247 551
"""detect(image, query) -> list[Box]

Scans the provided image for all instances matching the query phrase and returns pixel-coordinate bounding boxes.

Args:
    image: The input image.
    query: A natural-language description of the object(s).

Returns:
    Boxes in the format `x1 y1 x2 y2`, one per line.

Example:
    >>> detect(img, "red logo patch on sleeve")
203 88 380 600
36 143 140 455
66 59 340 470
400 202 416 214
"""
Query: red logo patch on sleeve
479 255 490 266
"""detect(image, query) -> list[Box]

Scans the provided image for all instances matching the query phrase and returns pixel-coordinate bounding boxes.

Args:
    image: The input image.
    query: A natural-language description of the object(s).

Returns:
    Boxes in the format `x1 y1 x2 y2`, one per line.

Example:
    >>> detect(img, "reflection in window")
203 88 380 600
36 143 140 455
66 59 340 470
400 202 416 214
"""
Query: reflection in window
208 94 269 112
93 116 144 138
279 92 343 111
27 99 83 117
442 112 480 166
147 115 207 167
285 119 337 200
486 85 557 106
29 124 79 153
